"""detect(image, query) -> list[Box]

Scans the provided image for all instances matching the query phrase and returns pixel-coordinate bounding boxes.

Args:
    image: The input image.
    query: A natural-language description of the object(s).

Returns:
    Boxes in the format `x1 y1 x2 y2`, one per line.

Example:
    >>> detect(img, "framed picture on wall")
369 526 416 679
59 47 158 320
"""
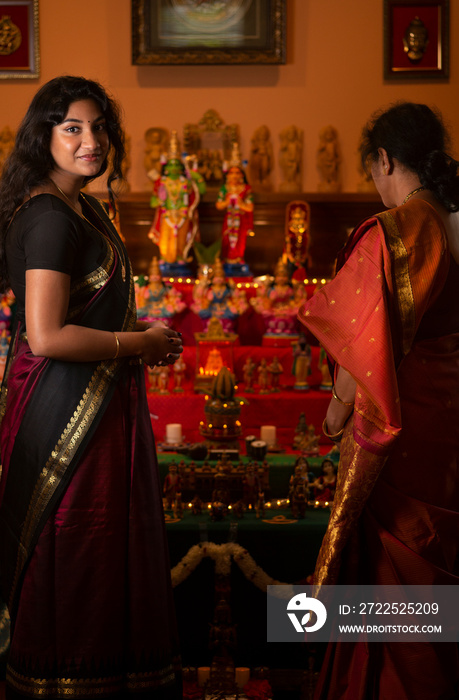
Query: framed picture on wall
384 0 449 79
0 0 39 79
132 0 286 65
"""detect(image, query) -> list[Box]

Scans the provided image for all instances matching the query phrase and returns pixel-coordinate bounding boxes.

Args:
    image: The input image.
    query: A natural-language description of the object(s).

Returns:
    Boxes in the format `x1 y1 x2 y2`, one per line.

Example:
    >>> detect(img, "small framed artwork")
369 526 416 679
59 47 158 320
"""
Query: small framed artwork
0 0 39 79
132 0 286 65
384 0 449 80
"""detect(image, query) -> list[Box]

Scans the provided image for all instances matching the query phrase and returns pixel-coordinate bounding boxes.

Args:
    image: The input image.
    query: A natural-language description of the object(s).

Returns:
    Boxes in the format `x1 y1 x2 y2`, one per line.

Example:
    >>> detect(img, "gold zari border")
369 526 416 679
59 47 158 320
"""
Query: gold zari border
376 211 415 356
7 660 179 697
8 359 119 611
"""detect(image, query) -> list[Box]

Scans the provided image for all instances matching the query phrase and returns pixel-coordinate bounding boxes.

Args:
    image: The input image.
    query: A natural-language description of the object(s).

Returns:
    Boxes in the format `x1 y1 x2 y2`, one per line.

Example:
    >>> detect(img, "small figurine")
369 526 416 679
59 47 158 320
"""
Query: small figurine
136 256 186 324
292 335 312 390
172 354 186 392
158 364 170 394
146 363 161 392
283 201 310 278
148 131 206 273
289 463 309 504
211 491 228 521
144 127 168 183
267 356 283 392
163 463 181 510
215 143 254 275
256 490 266 519
293 412 308 450
279 125 303 193
242 356 256 392
312 459 337 502
319 345 333 391
251 257 305 336
191 256 248 333
248 125 274 193
233 499 246 519
191 494 203 515
300 424 320 456
317 125 341 192
173 489 183 519
242 463 260 509
0 126 15 176
257 358 270 394
291 480 308 519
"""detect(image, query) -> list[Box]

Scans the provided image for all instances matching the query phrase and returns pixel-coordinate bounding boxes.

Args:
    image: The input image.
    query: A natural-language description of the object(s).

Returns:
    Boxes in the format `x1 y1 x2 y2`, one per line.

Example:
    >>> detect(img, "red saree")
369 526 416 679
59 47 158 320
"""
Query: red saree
298 199 459 700
0 195 181 698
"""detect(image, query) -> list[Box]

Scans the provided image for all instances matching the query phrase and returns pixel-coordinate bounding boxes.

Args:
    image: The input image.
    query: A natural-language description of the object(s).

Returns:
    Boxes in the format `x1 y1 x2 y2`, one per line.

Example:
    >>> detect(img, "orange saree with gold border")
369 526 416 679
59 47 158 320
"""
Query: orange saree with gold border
298 199 459 699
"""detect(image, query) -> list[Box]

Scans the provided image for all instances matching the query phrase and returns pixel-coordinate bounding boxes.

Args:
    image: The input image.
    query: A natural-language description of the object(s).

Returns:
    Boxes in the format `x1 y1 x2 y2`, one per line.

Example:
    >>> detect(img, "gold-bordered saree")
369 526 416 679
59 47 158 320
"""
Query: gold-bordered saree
299 199 459 698
0 195 181 698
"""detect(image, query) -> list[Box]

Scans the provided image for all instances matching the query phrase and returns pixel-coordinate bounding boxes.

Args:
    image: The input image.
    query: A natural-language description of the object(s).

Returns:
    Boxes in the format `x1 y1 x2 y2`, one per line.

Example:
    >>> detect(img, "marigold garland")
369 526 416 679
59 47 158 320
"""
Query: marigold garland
171 541 295 597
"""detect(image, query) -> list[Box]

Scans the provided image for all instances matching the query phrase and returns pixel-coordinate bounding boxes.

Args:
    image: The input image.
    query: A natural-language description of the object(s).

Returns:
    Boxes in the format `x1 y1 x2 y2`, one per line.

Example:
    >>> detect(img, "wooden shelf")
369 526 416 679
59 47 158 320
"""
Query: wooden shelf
109 191 385 277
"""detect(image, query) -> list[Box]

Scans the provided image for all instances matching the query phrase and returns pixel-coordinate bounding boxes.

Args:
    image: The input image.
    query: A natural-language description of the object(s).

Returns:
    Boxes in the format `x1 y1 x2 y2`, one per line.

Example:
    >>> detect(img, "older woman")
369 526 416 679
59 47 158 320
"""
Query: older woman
299 103 459 699
0 76 182 698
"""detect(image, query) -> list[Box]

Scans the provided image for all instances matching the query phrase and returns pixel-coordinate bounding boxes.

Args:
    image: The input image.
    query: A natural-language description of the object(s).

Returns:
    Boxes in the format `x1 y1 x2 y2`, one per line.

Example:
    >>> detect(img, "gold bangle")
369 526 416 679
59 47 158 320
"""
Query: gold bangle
112 332 120 359
322 418 345 441
332 385 354 407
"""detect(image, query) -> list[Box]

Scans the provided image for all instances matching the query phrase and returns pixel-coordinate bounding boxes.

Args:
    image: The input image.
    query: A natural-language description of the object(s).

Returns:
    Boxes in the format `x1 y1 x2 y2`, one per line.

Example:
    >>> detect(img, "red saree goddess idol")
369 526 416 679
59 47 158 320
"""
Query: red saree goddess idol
0 194 181 698
298 199 459 700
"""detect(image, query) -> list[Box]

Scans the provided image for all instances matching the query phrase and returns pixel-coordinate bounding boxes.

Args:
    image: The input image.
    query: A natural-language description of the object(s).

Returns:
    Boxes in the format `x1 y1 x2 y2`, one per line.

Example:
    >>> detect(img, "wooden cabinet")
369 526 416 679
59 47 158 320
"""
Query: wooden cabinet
116 191 385 278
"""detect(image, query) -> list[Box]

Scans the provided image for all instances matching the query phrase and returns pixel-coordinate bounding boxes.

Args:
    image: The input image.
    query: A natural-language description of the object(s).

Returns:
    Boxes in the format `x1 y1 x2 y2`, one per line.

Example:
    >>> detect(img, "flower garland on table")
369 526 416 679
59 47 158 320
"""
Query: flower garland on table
171 541 295 597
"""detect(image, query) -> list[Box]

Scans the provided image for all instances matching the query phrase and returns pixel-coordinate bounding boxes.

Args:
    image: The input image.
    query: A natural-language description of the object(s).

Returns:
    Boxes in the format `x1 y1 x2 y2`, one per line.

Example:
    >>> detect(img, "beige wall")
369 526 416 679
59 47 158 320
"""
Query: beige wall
2 0 458 192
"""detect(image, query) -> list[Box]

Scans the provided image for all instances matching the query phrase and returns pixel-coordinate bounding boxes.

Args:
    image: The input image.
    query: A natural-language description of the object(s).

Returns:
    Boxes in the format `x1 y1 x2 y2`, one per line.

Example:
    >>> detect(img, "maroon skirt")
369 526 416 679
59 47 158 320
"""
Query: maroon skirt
5 372 181 698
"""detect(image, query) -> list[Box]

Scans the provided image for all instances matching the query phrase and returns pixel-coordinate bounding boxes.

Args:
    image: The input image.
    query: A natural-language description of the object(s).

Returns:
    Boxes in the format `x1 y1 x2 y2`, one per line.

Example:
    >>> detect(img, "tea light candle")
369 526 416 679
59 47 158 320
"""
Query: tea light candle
260 425 276 445
166 423 182 444
197 666 210 686
235 667 250 688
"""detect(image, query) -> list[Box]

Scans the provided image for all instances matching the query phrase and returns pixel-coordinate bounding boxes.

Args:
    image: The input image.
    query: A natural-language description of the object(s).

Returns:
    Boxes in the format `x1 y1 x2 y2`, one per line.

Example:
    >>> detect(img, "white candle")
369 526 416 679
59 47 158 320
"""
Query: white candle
166 423 182 444
235 667 250 688
197 667 210 686
260 425 276 445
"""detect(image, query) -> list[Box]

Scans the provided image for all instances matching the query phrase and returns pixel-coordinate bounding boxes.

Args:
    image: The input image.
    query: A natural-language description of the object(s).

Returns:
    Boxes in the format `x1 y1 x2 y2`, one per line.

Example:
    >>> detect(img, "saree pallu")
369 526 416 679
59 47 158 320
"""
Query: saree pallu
0 195 181 698
298 200 459 699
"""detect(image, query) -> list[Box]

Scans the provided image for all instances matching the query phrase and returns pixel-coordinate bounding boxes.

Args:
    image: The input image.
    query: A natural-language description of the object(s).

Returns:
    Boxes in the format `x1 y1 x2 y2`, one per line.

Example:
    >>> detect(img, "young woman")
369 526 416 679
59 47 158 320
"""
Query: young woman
0 76 183 698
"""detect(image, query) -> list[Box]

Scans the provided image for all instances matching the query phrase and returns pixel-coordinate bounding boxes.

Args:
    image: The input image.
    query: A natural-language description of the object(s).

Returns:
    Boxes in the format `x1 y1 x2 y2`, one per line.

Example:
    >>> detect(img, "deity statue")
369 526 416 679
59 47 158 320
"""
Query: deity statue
148 131 206 274
248 125 274 193
0 126 15 175
283 201 310 277
215 143 254 276
250 257 305 336
292 335 311 390
242 356 256 392
242 463 260 509
144 127 169 184
257 358 270 394
317 125 341 192
191 256 248 333
172 355 186 392
319 345 333 391
163 463 181 510
136 256 186 324
403 16 429 62
267 356 283 392
279 125 303 193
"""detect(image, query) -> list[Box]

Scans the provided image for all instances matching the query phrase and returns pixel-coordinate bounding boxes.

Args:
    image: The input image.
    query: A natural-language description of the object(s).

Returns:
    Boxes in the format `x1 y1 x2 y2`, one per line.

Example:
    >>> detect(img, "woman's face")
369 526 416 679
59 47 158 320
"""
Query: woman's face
50 99 109 185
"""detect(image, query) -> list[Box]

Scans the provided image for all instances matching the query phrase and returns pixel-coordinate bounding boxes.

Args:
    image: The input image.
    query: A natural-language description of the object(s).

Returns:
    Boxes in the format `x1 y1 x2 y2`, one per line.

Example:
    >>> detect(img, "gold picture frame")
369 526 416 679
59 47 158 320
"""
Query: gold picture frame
384 0 449 80
132 0 286 65
0 0 39 79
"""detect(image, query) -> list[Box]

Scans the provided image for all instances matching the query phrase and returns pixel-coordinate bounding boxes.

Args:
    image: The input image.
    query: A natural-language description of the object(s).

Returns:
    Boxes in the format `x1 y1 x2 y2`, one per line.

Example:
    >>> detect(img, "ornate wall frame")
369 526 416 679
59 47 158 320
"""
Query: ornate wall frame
384 0 449 80
0 0 39 79
132 0 286 65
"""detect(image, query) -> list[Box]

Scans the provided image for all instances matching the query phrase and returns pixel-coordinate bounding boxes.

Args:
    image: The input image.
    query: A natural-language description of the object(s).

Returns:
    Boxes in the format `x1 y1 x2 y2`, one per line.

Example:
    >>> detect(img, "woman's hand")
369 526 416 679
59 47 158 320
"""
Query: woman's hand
325 367 356 436
140 326 183 368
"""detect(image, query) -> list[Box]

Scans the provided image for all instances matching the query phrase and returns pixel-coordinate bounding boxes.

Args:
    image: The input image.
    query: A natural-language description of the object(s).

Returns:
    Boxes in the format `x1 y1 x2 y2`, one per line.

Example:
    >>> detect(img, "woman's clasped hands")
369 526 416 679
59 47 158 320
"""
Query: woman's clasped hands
141 325 183 368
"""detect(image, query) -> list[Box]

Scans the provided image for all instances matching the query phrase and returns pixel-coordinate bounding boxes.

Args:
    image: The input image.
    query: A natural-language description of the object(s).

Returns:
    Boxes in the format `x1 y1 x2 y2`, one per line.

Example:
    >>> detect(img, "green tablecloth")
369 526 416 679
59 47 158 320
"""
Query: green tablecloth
166 508 329 670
